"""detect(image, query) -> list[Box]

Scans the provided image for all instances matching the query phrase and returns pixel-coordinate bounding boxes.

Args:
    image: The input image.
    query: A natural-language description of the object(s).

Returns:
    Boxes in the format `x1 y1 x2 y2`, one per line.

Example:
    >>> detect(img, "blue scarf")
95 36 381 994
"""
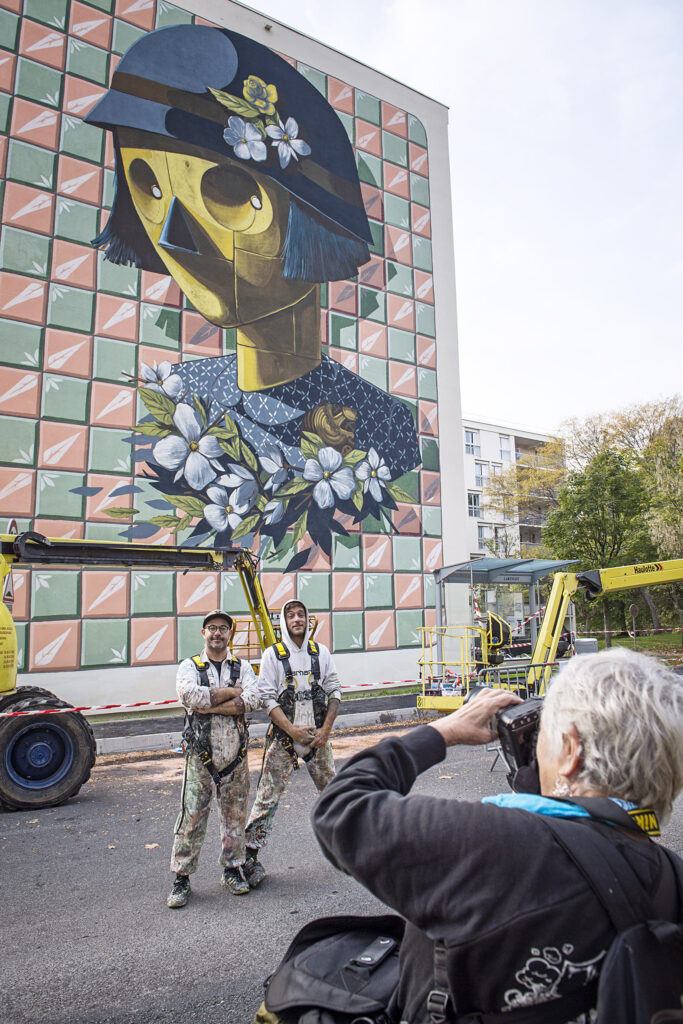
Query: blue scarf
482 793 637 820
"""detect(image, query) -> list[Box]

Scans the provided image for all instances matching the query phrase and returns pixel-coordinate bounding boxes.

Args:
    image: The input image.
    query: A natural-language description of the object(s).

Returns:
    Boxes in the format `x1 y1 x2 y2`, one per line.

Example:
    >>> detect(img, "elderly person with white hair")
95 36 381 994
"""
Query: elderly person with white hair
312 649 683 1024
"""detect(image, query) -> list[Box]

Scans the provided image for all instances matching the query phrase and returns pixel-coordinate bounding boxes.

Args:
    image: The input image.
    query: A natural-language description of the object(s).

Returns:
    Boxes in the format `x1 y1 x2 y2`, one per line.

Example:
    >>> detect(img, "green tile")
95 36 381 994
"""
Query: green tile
98 255 139 297
131 570 175 615
177 616 205 662
155 2 193 28
15 622 27 672
364 573 393 609
422 505 442 537
1 516 32 532
328 313 356 351
396 608 423 647
0 227 50 278
35 471 85 518
359 286 385 322
15 56 62 109
336 110 354 145
0 10 19 51
367 220 384 256
382 132 408 168
0 320 43 369
394 469 419 502
88 427 133 473
82 618 130 667
388 328 415 363
139 303 181 349
418 367 437 401
7 140 56 189
423 573 436 608
112 18 146 55
221 327 236 355
297 63 326 96
85 0 114 10
416 302 435 338
298 572 331 611
393 535 422 571
420 437 440 472
332 610 364 652
384 193 410 230
31 569 79 619
55 197 100 243
48 283 95 332
24 0 68 29
93 336 137 383
41 373 90 421
412 236 433 272
356 152 382 189
359 355 387 391
0 92 11 133
260 540 296 571
0 416 37 466
410 173 430 207
386 260 414 297
60 115 104 163
85 521 128 540
66 37 109 85
220 572 251 615
102 168 116 209
332 534 361 570
355 91 380 125
408 115 427 147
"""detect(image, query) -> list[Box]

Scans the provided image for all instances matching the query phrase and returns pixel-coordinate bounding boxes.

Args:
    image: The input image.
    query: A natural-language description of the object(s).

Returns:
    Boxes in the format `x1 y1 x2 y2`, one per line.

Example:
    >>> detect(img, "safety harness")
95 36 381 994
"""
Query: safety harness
182 655 248 788
271 640 327 768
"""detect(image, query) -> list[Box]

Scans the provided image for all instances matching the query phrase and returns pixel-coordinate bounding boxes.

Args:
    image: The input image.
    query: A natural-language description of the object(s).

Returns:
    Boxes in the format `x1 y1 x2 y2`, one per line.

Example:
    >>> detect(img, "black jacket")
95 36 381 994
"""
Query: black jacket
312 726 675 1023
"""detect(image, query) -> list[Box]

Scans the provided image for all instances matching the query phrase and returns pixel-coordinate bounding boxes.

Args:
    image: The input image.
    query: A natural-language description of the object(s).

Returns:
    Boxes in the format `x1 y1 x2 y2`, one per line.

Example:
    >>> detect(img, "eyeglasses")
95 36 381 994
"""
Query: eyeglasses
205 624 230 634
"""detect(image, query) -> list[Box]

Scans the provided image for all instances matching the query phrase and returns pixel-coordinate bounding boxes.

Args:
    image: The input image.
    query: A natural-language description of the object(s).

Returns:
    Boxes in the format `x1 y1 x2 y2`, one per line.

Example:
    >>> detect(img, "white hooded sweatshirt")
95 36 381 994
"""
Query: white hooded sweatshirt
258 601 342 755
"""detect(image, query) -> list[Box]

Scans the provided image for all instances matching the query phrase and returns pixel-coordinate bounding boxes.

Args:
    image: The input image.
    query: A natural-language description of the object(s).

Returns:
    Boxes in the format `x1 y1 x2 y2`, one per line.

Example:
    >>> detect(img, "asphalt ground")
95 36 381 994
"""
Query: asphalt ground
3 724 683 1024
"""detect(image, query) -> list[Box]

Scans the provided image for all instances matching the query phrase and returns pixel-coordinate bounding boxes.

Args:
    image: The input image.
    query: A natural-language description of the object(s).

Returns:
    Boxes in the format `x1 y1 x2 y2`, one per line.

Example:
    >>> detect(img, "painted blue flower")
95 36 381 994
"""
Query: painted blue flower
263 499 285 525
259 445 288 492
303 446 355 510
140 360 183 400
153 405 223 490
204 484 249 533
223 116 267 162
265 117 311 168
216 464 259 509
355 448 391 502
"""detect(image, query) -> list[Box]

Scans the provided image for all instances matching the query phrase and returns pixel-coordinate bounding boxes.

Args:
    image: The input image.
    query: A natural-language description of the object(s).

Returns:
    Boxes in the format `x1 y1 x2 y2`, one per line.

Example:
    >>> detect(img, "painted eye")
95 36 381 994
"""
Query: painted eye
201 163 266 231
250 195 262 210
151 185 162 200
126 158 166 224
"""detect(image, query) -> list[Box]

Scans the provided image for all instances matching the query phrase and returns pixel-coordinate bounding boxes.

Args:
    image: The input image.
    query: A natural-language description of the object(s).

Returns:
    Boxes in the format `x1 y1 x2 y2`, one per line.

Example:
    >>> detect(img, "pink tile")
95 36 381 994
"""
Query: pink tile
362 534 393 572
358 254 385 290
176 571 220 616
336 512 360 534
411 203 431 239
90 381 136 427
301 543 331 571
84 473 135 522
0 49 16 92
395 573 423 609
418 400 438 437
358 321 387 359
0 468 35 516
388 361 417 398
354 118 381 157
328 348 358 375
424 608 437 630
0 366 41 417
416 335 436 370
261 571 296 611
274 52 297 68
62 74 107 120
69 1 113 49
328 280 357 315
19 20 66 71
0 1 22 13
44 329 93 377
137 345 181 379
414 272 434 305
409 143 429 177
181 310 222 356
391 502 421 535
365 610 396 651
38 421 88 470
423 537 443 573
115 0 156 30
7 568 29 620
29 620 80 672
131 616 176 666
103 129 116 170
360 183 383 221
381 101 408 138
11 97 60 148
0 273 47 325
384 225 412 266
2 181 55 235
33 518 84 538
332 572 363 610
327 76 354 114
387 293 415 331
141 271 182 307
95 293 139 341
51 240 96 289
0 135 7 179
310 611 330 648
82 569 130 617
57 154 102 204
319 308 327 339
384 164 410 199
421 471 440 506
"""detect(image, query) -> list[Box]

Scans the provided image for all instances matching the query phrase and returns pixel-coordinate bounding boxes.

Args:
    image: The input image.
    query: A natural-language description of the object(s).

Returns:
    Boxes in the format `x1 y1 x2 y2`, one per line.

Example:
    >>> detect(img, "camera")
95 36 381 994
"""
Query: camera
465 687 543 792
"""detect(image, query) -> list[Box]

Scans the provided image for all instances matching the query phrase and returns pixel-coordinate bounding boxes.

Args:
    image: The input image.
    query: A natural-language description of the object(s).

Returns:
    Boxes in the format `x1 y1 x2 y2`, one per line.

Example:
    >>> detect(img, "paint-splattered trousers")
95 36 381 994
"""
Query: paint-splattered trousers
245 737 335 850
170 752 249 875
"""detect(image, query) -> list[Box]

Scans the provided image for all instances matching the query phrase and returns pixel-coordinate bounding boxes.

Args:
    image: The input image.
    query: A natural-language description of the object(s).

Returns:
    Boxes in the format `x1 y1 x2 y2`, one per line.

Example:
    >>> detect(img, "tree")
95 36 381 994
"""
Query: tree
483 436 567 545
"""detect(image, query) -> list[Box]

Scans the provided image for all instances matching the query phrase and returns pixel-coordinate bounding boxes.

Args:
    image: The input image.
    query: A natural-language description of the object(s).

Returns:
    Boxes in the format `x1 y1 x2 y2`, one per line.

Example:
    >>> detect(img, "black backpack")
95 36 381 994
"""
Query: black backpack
259 914 404 1024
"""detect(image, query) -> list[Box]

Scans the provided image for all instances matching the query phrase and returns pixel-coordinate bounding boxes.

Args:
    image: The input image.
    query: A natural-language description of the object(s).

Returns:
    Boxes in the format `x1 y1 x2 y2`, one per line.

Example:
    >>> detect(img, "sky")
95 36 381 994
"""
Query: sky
239 0 682 433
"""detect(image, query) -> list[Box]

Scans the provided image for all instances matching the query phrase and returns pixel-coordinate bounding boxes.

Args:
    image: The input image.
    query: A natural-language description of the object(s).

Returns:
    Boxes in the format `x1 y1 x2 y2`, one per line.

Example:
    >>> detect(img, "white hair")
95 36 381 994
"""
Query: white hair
541 648 683 821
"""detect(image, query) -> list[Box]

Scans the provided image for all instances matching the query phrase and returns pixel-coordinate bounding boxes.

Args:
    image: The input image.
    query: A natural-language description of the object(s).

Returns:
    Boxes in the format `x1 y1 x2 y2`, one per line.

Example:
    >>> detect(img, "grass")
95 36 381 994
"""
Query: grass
595 632 682 656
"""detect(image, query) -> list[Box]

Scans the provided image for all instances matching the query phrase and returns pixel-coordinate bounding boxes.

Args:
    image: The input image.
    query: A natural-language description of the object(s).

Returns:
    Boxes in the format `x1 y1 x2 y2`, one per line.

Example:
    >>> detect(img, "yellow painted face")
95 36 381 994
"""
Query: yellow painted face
118 130 314 327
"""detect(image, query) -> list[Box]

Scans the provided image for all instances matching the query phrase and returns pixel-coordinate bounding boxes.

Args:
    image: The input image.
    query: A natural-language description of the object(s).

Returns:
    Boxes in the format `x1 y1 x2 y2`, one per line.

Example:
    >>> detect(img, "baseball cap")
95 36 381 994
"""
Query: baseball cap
202 609 234 629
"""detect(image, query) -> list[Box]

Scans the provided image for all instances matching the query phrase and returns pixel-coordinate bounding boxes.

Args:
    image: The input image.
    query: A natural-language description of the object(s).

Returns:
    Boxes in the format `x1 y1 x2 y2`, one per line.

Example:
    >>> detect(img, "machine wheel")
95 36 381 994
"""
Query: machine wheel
0 687 96 811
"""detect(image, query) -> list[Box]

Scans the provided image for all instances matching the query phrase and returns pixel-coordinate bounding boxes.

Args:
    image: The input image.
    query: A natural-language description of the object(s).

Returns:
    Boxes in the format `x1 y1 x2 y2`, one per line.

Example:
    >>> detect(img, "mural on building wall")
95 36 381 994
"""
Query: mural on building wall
0 0 441 671
85 23 419 570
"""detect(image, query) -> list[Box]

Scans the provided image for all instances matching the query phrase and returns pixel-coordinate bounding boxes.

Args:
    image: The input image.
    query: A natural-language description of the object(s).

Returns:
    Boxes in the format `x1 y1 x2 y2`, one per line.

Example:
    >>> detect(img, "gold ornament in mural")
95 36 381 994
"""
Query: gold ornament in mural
301 404 357 457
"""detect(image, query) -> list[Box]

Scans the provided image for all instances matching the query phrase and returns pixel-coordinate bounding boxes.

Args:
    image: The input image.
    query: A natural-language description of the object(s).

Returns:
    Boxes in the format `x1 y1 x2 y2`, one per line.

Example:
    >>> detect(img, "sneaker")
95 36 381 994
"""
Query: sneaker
221 865 250 895
244 851 266 889
167 874 191 909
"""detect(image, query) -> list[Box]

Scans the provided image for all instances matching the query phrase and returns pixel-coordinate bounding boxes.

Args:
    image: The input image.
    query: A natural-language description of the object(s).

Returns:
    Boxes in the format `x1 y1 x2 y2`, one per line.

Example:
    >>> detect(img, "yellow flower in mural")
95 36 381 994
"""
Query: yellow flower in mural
243 75 278 116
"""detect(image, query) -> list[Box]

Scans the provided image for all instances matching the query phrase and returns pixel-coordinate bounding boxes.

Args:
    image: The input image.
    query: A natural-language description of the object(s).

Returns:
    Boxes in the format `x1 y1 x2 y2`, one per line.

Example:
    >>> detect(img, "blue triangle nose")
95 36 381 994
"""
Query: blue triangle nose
159 197 201 255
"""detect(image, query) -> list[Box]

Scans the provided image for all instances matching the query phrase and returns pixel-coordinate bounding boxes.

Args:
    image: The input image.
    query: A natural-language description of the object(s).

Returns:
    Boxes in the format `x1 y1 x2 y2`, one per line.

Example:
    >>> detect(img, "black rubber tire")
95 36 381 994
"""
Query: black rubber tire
0 688 96 811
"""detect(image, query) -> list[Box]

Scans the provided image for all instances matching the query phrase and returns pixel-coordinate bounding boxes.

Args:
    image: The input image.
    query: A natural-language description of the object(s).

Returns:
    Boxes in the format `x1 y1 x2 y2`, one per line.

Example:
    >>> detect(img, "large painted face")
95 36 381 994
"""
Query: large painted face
118 129 315 327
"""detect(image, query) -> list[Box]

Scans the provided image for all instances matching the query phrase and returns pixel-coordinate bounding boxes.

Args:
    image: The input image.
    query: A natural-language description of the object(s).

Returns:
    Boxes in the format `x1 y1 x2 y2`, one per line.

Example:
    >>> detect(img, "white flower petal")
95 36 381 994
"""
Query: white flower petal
205 504 229 531
154 435 188 470
355 460 371 482
277 142 292 168
233 140 251 160
378 465 392 482
284 117 299 137
249 140 267 162
318 447 343 472
173 403 202 443
265 123 282 140
184 451 216 491
227 512 244 530
369 477 383 502
329 466 355 500
303 459 324 482
197 434 223 459
206 485 229 505
312 479 334 509
290 138 311 157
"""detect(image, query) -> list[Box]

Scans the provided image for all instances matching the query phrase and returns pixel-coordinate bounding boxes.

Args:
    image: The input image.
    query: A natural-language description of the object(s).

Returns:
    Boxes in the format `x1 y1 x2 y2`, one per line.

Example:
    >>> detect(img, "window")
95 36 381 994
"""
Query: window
499 435 511 462
474 462 489 488
477 524 493 549
494 526 506 555
491 463 502 476
465 429 480 456
467 492 481 517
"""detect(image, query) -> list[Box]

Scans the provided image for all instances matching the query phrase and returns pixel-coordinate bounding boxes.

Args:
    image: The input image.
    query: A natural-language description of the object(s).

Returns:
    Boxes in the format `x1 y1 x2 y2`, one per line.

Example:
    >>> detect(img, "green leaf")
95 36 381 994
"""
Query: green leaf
240 440 259 473
139 387 176 424
161 493 207 517
268 531 294 559
217 438 241 460
133 422 172 438
208 87 261 119
254 494 268 512
252 118 267 139
230 512 261 541
209 415 238 440
104 507 139 519
291 510 308 548
176 513 192 532
352 487 364 511
385 482 415 505
300 431 324 458
342 449 368 467
193 395 207 427
147 515 183 528
273 476 311 498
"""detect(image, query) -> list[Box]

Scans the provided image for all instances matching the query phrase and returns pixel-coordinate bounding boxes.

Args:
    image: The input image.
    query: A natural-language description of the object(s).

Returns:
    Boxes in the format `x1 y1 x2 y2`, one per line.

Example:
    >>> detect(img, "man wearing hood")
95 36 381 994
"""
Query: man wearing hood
243 600 341 887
